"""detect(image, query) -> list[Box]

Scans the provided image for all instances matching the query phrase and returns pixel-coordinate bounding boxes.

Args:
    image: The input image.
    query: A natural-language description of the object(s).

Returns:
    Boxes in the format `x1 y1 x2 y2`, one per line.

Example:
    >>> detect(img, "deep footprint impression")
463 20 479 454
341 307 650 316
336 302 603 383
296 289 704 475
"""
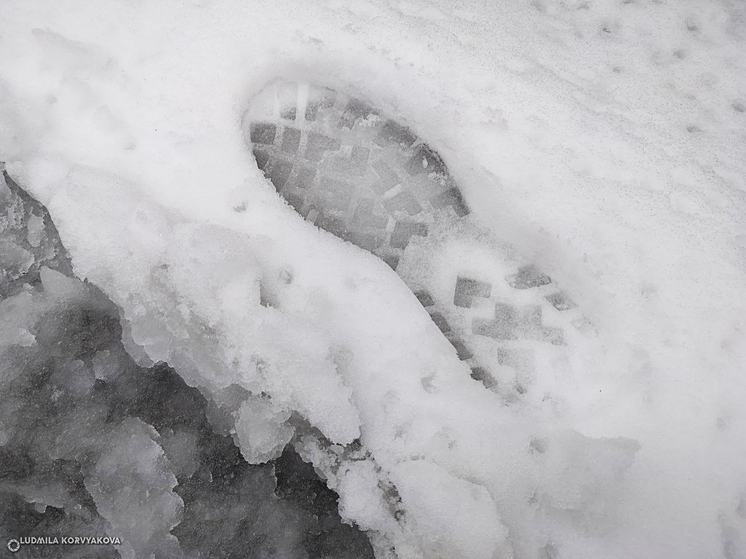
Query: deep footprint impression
245 79 590 397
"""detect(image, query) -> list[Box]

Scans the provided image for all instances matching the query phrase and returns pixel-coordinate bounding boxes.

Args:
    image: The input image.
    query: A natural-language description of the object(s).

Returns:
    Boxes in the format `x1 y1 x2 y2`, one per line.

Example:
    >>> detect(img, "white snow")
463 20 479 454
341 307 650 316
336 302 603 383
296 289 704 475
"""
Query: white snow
1 0 745 558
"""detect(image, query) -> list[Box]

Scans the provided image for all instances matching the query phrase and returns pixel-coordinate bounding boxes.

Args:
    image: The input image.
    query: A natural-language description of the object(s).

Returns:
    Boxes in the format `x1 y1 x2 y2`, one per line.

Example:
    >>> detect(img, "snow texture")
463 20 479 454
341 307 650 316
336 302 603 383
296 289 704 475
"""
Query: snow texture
1 0 745 558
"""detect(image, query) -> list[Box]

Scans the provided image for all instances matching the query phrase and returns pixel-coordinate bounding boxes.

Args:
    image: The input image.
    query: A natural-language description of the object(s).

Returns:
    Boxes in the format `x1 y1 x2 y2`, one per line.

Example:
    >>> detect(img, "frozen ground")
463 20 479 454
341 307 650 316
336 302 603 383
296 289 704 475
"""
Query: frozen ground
1 0 745 558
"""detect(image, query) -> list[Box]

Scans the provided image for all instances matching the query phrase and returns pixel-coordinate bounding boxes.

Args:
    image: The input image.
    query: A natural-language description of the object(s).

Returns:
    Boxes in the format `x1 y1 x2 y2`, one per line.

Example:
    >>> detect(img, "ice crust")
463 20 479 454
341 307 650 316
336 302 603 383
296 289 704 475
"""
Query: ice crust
1 0 745 558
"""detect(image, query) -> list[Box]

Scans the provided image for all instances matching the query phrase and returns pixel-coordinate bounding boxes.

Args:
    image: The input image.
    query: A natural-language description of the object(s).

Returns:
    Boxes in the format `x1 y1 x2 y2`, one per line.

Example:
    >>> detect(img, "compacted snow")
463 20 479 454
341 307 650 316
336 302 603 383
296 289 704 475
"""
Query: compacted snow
1 0 745 558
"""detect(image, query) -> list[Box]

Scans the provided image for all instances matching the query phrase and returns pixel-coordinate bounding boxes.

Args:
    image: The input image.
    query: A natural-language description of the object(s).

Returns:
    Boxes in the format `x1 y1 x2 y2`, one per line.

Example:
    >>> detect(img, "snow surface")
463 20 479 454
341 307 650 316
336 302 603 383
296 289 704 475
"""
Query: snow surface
1 0 745 558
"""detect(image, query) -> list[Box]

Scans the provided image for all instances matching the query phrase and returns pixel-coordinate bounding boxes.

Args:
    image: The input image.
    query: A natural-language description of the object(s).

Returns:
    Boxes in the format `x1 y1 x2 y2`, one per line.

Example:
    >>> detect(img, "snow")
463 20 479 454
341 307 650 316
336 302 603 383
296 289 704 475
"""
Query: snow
1 0 745 558
389 459 512 559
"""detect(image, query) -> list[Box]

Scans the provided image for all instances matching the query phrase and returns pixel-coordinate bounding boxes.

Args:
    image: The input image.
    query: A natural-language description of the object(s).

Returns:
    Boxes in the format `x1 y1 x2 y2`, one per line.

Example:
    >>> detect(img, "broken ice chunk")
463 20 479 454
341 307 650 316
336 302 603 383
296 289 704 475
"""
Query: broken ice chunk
26 213 45 248
85 418 183 558
0 240 33 277
233 395 294 464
